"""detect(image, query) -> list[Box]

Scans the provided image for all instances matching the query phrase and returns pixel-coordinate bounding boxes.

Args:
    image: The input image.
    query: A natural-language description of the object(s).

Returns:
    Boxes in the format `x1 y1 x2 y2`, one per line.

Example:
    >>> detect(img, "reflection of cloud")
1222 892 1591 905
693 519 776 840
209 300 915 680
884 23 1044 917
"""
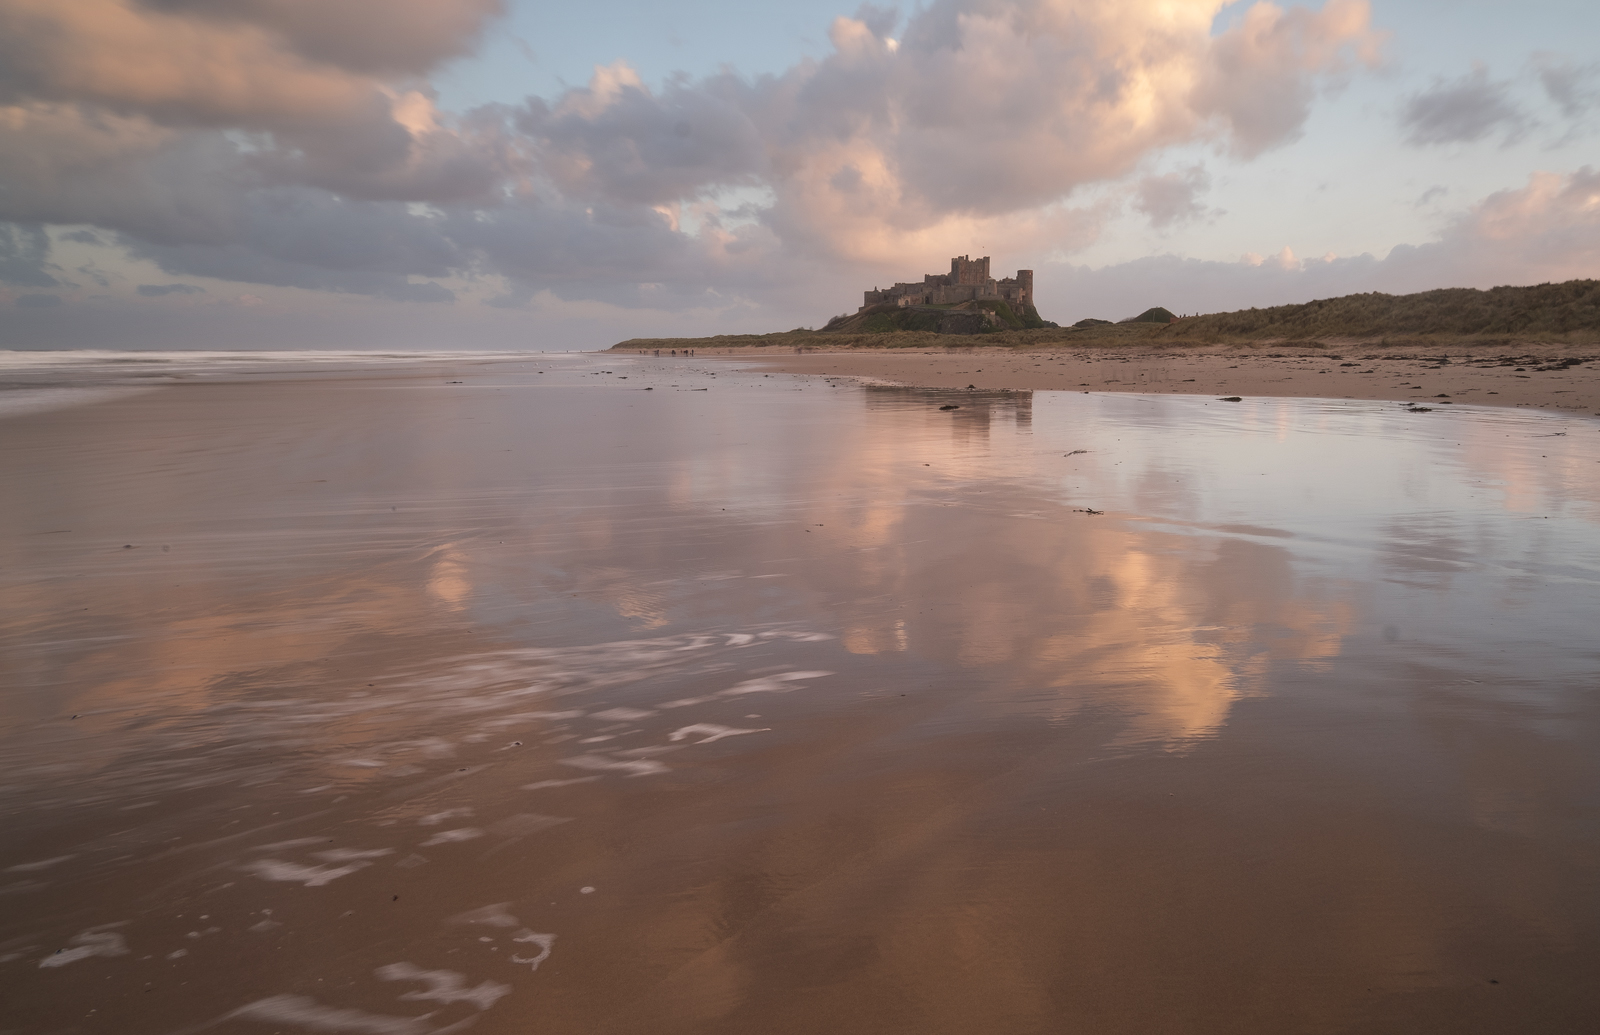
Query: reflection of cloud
2 375 1364 795
426 546 471 607
590 566 670 629
1108 640 1237 745
541 387 1358 748
1019 536 1354 746
843 618 907 655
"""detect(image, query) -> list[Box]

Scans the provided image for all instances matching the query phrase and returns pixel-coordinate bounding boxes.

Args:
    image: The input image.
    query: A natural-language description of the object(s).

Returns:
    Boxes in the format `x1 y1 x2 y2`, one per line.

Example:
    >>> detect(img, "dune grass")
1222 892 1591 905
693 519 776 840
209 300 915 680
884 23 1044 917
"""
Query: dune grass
1162 280 1600 341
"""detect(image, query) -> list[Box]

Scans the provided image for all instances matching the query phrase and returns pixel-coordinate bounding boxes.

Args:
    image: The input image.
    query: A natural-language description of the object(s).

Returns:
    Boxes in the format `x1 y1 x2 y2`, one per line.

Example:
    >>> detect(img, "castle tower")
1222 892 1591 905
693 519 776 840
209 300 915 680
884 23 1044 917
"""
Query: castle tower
950 255 991 286
1016 269 1033 309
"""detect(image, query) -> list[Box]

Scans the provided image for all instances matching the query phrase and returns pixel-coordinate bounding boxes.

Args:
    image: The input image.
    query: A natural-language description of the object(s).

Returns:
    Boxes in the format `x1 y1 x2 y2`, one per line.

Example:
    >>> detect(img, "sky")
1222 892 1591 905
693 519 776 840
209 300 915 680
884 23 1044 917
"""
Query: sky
0 0 1596 350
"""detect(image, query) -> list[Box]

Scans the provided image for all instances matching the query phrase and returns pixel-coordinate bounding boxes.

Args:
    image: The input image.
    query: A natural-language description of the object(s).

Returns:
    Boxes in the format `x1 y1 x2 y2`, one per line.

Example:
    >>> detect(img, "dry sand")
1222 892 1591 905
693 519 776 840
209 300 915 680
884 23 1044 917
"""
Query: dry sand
619 341 1600 414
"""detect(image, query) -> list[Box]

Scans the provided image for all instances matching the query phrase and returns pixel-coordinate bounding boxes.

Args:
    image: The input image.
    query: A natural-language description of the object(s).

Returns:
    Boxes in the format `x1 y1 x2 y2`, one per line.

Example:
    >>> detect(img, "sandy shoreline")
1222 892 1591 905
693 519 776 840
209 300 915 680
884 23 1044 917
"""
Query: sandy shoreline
615 342 1600 414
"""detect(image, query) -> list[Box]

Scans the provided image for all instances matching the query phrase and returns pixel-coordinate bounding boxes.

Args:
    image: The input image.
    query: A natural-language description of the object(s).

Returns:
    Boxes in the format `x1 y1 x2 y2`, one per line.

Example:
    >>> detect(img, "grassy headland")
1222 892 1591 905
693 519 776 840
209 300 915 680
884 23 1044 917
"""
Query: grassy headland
612 279 1600 352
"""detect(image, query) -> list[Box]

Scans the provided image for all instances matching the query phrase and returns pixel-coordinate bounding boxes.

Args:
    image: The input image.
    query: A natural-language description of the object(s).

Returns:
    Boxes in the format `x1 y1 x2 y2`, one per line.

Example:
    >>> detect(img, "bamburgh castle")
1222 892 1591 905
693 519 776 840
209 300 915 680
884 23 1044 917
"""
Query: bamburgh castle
862 256 1034 312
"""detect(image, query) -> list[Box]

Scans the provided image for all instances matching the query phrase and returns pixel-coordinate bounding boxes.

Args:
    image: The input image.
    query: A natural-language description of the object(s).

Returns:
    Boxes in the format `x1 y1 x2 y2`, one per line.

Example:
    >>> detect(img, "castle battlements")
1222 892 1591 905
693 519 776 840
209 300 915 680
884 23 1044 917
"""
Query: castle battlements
862 256 1034 312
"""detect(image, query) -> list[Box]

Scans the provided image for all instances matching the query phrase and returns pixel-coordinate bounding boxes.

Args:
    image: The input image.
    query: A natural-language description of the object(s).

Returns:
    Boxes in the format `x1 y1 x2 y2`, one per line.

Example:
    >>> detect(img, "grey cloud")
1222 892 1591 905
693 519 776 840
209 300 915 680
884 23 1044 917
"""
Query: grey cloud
1134 166 1211 229
135 283 204 296
96 182 467 303
129 239 457 303
516 73 769 206
142 0 504 77
0 114 250 244
1414 185 1447 207
1401 67 1528 146
0 222 59 286
76 264 112 287
441 205 687 286
249 102 515 205
481 285 533 309
0 107 496 253
1534 55 1598 120
852 4 901 40
61 229 106 244
14 292 62 307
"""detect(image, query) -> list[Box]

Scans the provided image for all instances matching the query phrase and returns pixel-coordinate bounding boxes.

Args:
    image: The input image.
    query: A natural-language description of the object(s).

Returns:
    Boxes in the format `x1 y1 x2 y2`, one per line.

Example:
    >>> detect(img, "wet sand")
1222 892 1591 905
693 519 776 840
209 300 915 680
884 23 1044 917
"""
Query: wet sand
3 356 1600 1034
652 342 1600 414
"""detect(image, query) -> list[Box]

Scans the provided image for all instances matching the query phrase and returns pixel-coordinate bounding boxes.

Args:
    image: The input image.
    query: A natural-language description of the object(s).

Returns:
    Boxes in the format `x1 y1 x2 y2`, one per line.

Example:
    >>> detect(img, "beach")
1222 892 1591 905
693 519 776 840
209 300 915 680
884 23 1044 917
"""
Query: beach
7 0 1599 1027
4 353 1600 1034
615 341 1600 415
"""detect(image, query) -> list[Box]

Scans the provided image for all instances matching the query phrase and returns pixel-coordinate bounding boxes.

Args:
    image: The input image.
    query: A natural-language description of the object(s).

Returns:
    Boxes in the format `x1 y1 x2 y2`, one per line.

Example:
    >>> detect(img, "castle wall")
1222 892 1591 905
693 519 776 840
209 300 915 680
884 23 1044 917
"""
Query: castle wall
862 258 1035 313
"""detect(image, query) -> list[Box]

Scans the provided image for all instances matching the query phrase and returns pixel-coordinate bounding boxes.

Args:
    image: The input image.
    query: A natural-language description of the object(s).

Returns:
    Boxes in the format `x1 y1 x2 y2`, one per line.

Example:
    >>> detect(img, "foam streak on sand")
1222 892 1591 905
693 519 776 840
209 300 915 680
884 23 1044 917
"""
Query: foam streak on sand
240 859 373 887
223 994 471 1035
37 926 127 969
375 963 511 1010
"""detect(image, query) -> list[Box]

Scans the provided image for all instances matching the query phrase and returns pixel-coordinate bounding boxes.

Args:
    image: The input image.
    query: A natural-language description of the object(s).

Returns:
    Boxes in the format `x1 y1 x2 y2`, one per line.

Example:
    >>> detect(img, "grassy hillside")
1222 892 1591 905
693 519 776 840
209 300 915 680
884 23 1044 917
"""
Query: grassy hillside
1161 280 1600 341
821 299 1055 334
611 279 1600 351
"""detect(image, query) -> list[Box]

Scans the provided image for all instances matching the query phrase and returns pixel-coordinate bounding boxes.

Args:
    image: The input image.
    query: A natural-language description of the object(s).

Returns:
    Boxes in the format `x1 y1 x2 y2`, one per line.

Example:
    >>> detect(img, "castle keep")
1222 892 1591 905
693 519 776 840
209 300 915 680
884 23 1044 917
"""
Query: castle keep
862 256 1034 312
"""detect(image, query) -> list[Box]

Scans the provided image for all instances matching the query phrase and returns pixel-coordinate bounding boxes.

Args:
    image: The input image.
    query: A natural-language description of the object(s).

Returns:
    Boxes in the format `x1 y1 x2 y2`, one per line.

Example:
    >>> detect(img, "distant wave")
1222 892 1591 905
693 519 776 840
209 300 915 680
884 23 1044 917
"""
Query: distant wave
0 350 586 419
0 349 562 375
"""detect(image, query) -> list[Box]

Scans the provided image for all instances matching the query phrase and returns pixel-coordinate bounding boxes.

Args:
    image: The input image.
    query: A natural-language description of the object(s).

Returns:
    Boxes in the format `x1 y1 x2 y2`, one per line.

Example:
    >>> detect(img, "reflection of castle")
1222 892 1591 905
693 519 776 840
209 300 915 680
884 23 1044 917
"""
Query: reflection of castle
862 256 1034 312
863 386 1033 438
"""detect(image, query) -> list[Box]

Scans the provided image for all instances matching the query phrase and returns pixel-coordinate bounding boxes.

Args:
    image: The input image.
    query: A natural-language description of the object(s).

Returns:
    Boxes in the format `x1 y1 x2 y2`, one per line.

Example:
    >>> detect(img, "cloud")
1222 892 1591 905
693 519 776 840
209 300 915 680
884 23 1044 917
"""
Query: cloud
498 0 1382 273
0 0 513 217
76 263 112 288
0 0 1383 311
117 186 465 301
0 0 386 128
135 283 204 296
14 292 62 307
0 222 59 286
1050 166 1600 322
1400 66 1528 146
1192 0 1384 155
140 0 505 76
1435 164 1600 282
1133 165 1212 228
1533 54 1598 121
786 0 1377 237
1414 185 1447 208
3 166 1590 349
